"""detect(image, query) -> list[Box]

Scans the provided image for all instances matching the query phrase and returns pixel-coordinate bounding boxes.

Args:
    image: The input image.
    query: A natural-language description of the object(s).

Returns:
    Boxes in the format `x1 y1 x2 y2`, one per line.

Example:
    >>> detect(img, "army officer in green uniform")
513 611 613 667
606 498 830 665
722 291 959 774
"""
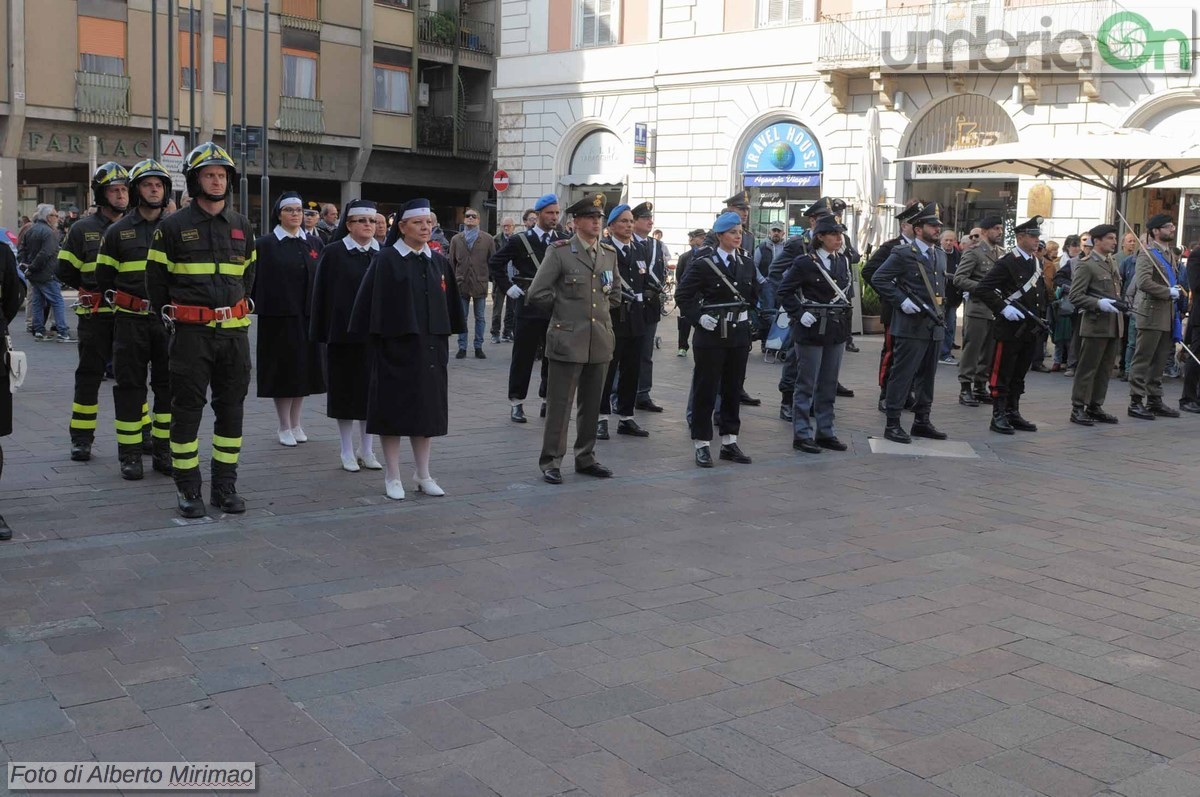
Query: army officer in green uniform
1067 223 1123 426
527 194 622 485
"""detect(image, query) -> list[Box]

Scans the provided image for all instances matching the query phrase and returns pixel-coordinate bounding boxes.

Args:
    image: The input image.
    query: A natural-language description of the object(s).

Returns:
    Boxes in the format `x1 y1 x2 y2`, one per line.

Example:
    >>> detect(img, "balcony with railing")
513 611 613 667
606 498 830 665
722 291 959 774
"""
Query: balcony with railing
281 0 320 31
417 8 495 66
75 71 131 122
278 96 325 142
416 115 492 159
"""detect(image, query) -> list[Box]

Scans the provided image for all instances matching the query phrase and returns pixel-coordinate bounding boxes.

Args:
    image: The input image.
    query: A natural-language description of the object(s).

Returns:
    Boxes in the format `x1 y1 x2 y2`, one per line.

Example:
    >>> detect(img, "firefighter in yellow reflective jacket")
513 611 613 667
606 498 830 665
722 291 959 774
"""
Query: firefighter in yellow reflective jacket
96 159 174 481
146 143 256 518
57 162 129 462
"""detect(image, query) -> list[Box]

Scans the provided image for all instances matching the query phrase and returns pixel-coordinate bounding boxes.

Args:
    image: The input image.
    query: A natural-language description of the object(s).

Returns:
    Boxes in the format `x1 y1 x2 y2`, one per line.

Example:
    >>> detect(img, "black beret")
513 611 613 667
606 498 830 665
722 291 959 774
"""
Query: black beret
1147 213 1173 231
1088 224 1118 240
978 214 1003 229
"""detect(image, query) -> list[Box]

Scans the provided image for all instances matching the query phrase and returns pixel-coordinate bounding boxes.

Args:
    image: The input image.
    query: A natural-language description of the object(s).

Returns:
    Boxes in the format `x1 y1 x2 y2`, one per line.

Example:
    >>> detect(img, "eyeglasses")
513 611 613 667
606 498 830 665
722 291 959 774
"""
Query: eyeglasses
280 206 303 212
464 214 478 219
968 234 979 239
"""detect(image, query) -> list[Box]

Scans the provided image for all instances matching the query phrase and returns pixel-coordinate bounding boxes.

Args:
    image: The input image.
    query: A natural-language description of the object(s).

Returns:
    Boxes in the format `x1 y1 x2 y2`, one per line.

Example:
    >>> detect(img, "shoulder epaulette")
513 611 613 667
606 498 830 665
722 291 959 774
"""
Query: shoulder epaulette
598 242 615 251
552 239 571 248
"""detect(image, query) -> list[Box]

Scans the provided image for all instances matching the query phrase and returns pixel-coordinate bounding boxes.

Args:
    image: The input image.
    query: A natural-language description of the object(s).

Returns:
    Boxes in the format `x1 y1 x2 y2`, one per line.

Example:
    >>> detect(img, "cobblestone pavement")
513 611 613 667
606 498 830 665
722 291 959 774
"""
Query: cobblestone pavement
3 307 1200 796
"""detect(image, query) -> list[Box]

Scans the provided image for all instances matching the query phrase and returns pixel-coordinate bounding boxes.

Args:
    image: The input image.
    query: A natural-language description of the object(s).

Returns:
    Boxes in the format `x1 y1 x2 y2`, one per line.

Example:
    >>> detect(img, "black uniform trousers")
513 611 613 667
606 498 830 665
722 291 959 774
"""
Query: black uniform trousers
508 298 549 401
70 313 115 444
876 302 895 399
1181 320 1200 404
691 344 749 442
603 334 644 417
168 328 251 490
677 317 692 351
989 337 1037 406
112 313 171 458
885 336 938 417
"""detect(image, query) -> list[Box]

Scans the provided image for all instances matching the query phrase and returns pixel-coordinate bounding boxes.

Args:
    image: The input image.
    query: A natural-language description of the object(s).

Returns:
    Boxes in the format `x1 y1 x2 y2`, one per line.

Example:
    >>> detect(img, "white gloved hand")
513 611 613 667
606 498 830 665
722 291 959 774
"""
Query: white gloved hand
635 292 644 302
506 284 524 300
1001 304 1025 322
1097 298 1119 314
962 292 970 302
1170 286 1181 299
800 311 817 328
900 298 921 315
699 314 718 331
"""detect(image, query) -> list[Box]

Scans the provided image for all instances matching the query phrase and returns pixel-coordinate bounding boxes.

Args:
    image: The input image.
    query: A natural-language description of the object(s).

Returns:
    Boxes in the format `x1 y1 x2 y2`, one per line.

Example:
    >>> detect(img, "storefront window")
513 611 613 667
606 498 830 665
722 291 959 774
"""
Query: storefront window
739 121 823 239
1182 191 1200 250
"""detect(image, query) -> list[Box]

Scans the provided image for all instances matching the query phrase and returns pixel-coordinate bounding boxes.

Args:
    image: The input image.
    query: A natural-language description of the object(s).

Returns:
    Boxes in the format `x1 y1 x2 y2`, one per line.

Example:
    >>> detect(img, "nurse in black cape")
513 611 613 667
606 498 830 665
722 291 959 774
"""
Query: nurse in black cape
252 191 325 447
348 198 466 500
309 199 383 472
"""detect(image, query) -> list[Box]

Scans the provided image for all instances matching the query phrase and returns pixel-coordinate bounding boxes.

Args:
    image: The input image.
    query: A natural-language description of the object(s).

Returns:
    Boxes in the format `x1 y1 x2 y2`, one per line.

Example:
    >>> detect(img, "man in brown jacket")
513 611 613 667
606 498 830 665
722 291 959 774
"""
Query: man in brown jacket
1068 224 1123 426
527 194 621 484
1128 213 1182 419
449 208 495 359
952 214 1003 406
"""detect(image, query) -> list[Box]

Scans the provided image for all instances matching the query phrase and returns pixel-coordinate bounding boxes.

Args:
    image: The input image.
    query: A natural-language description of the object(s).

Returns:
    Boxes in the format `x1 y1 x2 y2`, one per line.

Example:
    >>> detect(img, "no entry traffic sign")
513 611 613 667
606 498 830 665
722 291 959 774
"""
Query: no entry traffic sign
493 170 510 192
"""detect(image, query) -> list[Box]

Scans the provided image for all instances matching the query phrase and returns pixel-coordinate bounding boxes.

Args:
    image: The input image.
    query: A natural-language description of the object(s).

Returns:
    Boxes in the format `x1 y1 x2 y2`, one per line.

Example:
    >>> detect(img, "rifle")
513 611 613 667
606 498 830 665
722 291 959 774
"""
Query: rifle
1114 208 1200 368
993 288 1051 335
893 281 945 326
798 301 852 335
1085 289 1129 314
700 300 751 339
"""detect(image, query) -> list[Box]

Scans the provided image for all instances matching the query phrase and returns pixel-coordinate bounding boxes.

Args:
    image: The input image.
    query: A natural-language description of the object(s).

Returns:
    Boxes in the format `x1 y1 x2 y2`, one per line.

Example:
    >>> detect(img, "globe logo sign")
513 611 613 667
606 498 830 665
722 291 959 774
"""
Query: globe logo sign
741 123 823 188
769 142 795 171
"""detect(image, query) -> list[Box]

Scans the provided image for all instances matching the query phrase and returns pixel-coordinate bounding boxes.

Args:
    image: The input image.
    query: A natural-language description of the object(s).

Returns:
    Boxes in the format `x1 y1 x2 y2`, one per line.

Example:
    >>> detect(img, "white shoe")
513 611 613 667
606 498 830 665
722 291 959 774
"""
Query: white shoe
356 448 383 470
292 427 308 443
413 473 445 497
278 429 297 447
385 479 406 500
341 452 360 472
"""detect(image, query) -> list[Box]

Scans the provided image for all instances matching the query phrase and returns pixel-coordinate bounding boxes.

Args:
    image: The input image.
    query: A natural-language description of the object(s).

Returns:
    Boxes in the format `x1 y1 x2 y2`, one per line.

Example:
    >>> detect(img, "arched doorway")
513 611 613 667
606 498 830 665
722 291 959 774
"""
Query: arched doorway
736 119 824 240
559 128 625 210
904 94 1019 237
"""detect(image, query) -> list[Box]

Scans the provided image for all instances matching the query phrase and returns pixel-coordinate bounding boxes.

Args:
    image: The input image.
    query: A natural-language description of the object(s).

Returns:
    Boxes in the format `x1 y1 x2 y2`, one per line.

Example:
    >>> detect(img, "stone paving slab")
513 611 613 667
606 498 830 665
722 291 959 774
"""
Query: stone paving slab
5 310 1200 794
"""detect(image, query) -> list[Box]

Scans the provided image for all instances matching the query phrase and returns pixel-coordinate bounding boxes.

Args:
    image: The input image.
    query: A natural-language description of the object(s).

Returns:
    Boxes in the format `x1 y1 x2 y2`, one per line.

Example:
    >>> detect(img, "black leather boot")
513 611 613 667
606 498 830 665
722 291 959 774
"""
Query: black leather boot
177 486 207 518
596 418 609 440
1128 396 1155 420
1007 397 1038 431
958 383 979 407
883 416 910 444
1069 406 1095 426
210 483 246 514
119 453 143 481
910 415 947 440
1148 397 1181 418
990 404 1014 434
70 440 92 462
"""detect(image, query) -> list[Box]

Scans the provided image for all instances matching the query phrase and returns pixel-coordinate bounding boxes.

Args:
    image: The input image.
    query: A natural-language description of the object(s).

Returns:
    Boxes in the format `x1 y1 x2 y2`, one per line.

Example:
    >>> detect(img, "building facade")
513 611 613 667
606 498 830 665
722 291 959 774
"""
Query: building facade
0 0 499 231
494 0 1200 252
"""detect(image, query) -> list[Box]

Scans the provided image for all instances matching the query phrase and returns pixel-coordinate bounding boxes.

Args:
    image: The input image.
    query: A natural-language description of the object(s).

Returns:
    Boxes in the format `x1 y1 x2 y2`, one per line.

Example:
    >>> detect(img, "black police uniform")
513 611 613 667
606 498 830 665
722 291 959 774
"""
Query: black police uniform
146 202 256 506
861 202 923 408
488 226 562 417
630 228 666 405
871 210 948 442
600 236 647 433
58 212 118 454
676 245 758 455
96 210 171 475
977 236 1048 432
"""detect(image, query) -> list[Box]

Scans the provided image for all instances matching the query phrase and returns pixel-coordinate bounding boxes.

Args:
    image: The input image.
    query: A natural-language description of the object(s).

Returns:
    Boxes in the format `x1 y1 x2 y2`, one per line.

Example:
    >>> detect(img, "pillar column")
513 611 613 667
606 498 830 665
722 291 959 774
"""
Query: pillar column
340 180 362 207
0 158 18 229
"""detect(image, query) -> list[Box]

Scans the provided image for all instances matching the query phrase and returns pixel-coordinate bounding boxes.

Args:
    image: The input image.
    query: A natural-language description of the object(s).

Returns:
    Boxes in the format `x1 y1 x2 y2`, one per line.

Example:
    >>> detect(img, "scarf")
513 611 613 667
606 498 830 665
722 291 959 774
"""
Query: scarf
463 227 480 249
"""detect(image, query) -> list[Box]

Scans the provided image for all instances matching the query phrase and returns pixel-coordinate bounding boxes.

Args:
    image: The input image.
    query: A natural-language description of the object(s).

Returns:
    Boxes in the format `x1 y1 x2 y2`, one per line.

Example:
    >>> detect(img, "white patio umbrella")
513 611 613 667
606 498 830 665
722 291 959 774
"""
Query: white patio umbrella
856 107 886 256
897 128 1200 218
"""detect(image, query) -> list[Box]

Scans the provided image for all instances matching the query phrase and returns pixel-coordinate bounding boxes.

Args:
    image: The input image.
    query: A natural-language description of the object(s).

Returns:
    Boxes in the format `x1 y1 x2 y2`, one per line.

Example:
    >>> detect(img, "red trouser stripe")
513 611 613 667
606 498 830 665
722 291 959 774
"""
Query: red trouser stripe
989 341 1004 398
878 330 893 388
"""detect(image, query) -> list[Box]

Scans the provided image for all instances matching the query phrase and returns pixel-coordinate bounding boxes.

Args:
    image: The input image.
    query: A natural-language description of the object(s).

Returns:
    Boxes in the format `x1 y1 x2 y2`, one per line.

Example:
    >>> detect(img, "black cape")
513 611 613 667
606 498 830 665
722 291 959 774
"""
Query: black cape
253 230 326 397
348 244 466 437
310 238 376 419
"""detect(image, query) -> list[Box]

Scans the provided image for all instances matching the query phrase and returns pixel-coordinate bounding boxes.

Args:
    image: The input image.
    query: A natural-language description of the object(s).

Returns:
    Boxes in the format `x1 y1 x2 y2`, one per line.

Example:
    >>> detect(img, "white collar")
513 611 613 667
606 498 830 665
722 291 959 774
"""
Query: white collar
533 227 553 239
1015 248 1034 261
274 225 306 240
612 237 634 250
914 238 932 257
394 239 433 257
718 248 737 263
342 235 379 252
634 234 648 243
816 249 833 266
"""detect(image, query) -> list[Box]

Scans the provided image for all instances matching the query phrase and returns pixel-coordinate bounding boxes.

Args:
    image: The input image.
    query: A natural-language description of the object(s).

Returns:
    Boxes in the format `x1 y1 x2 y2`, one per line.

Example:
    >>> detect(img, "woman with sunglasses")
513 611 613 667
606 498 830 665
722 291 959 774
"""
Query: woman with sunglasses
252 191 326 447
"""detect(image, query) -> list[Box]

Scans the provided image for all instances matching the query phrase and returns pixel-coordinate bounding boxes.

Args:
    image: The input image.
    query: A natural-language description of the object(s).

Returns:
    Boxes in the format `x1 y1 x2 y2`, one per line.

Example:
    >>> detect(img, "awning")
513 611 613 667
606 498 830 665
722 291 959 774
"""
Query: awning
559 174 624 186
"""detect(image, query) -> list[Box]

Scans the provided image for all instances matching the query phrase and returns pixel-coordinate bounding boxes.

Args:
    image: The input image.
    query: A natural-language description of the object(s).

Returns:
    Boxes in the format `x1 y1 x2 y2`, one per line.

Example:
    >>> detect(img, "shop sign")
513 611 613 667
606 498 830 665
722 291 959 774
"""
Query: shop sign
570 130 623 175
741 122 822 188
24 131 152 160
633 124 648 166
758 192 786 209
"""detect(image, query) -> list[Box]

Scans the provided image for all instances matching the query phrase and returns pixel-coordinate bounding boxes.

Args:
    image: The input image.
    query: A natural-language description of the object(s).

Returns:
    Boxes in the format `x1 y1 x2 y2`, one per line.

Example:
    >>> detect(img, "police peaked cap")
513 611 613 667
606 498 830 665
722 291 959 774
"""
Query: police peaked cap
812 216 847 236
724 191 751 209
911 202 944 227
896 202 924 223
631 201 654 218
1015 216 1044 237
804 197 847 219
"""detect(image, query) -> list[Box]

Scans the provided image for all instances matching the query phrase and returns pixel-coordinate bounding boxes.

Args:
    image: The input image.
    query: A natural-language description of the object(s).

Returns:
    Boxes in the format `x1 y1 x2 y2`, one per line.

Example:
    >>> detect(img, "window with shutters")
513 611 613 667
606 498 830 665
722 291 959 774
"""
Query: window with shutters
577 0 619 48
78 17 127 75
758 0 813 27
